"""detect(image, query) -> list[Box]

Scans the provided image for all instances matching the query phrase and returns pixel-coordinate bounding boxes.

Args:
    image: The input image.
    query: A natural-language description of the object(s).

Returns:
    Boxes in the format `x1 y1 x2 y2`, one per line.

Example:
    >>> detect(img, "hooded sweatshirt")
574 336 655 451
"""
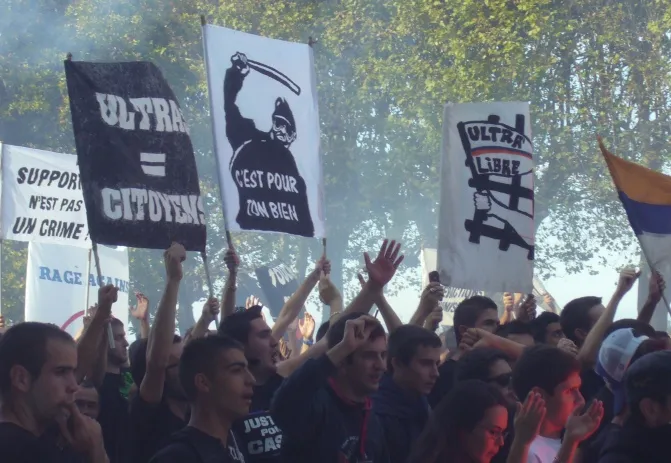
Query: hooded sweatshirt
271 355 390 463
598 421 671 463
372 374 429 463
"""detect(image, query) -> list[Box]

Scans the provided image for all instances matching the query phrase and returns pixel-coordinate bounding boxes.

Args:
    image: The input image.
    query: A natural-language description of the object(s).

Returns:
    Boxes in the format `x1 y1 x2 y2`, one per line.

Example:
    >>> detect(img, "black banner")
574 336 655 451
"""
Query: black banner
255 261 299 319
64 60 206 251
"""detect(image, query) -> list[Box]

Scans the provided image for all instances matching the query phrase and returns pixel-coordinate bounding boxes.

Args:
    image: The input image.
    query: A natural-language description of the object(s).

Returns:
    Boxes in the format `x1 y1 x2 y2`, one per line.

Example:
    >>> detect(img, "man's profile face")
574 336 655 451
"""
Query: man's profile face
108 323 129 366
246 317 278 374
208 348 255 419
542 371 584 431
27 338 79 421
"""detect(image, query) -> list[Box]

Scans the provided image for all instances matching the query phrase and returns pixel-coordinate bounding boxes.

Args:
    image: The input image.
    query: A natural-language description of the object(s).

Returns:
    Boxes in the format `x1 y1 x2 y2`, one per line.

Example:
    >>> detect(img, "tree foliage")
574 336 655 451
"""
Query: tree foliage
2 0 671 327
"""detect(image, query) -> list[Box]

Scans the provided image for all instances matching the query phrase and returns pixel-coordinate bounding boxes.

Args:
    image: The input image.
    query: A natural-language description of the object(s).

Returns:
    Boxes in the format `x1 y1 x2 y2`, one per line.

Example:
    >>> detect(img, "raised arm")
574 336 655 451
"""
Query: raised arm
221 248 239 321
638 271 665 324
185 297 219 343
271 258 327 339
577 268 638 368
343 239 404 316
76 286 118 383
409 283 444 327
130 292 151 339
272 316 376 438
139 243 184 404
224 53 263 152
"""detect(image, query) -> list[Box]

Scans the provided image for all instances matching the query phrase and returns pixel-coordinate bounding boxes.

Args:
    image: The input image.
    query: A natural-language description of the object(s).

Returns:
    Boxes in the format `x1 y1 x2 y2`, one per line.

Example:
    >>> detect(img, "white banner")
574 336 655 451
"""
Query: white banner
25 242 130 336
437 102 534 293
203 24 325 238
1 144 90 248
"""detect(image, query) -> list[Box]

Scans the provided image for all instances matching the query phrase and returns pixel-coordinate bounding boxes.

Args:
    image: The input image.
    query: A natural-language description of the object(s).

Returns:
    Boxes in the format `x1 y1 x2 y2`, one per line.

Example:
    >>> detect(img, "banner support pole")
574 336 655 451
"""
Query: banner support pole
200 251 218 330
92 242 116 348
200 15 233 250
84 247 92 316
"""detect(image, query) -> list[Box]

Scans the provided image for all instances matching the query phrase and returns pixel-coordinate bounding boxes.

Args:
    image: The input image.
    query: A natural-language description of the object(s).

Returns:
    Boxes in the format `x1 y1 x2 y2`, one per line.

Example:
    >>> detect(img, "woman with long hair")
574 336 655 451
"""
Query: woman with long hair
407 379 510 463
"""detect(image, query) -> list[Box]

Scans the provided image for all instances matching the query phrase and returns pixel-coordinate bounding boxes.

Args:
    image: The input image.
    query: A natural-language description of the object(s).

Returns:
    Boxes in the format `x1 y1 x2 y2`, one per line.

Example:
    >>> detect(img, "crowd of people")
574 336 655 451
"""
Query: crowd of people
0 238 670 463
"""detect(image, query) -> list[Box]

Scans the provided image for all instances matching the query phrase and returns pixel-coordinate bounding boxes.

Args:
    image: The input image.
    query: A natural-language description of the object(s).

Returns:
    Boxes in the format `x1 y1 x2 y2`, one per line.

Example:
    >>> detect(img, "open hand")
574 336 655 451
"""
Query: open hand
130 292 149 321
246 295 261 309
514 392 546 444
565 400 604 443
363 239 404 290
299 312 316 340
277 338 290 360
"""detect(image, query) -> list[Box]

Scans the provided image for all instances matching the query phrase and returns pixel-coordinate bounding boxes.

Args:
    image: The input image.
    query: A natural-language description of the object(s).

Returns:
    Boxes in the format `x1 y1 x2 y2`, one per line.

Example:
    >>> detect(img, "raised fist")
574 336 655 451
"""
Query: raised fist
474 192 491 211
231 52 250 75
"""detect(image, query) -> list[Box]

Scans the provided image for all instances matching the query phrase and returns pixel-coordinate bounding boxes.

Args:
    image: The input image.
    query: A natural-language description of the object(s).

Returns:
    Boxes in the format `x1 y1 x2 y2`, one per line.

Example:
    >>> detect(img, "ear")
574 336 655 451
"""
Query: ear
390 357 401 372
575 328 588 343
194 373 210 394
9 365 32 393
638 398 658 422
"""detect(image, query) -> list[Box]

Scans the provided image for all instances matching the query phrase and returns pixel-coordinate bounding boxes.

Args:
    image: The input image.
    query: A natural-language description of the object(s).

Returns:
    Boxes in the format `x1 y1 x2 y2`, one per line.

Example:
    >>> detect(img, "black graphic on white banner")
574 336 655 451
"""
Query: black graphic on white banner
458 114 534 259
224 52 315 237
440 287 486 313
64 60 206 251
255 261 299 319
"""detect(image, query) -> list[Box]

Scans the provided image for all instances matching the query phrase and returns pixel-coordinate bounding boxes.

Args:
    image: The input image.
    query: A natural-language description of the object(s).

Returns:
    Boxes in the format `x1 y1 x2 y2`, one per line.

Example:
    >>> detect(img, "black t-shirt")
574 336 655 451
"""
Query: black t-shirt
149 426 245 463
233 373 284 462
97 372 130 463
580 368 605 403
427 359 457 408
580 386 615 452
580 422 620 462
129 394 188 463
0 422 83 463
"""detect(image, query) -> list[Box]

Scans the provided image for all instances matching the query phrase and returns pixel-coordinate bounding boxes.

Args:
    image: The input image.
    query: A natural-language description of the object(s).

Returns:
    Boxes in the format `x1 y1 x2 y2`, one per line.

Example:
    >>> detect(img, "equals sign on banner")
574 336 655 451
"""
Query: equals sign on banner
140 152 166 177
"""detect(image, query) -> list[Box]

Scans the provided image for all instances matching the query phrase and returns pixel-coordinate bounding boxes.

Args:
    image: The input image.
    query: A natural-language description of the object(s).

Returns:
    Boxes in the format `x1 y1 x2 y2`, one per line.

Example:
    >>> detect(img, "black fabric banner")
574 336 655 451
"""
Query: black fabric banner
64 60 206 251
255 261 299 319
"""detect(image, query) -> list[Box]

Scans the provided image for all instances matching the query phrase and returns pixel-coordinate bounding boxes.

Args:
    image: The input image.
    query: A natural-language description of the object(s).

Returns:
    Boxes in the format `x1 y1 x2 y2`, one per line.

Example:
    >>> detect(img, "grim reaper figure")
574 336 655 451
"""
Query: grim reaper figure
224 52 315 237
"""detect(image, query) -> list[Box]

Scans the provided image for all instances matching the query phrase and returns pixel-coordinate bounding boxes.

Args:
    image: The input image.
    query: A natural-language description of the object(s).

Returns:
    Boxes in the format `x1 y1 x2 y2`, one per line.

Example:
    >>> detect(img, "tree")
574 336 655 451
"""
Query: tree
2 0 671 326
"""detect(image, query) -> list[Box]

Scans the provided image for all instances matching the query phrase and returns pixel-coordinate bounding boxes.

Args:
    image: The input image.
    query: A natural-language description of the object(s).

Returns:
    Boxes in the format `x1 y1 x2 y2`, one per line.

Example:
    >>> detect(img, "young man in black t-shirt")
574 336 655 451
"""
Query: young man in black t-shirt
149 335 251 463
219 306 284 462
96 317 131 463
0 322 108 463
128 243 190 463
